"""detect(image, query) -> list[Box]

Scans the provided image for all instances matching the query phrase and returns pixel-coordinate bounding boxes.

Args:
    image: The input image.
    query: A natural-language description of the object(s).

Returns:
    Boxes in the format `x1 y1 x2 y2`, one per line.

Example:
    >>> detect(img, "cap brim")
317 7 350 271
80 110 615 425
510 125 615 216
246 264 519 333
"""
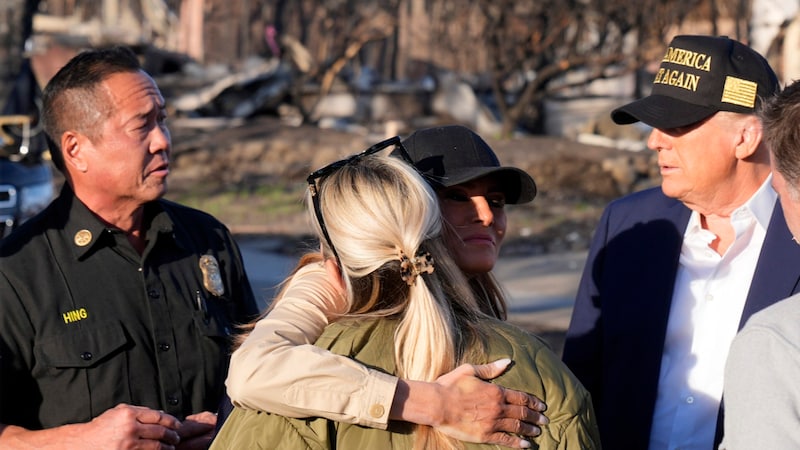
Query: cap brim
427 166 537 204
611 95 719 129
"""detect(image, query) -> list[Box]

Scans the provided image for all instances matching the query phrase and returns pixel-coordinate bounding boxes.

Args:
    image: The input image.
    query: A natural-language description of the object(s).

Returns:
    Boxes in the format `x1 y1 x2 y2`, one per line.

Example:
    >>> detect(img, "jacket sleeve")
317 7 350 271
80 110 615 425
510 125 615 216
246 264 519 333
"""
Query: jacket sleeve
225 263 398 429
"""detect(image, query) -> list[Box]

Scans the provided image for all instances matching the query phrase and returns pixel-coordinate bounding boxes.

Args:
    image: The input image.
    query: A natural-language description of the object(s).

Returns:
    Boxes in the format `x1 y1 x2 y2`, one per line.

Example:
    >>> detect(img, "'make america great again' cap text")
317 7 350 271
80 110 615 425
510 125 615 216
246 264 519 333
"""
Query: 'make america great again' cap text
612 35 779 129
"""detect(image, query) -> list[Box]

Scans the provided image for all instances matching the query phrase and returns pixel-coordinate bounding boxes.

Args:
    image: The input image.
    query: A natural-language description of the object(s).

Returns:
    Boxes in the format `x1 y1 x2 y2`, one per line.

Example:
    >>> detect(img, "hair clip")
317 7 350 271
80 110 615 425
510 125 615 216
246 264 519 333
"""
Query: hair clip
397 248 435 286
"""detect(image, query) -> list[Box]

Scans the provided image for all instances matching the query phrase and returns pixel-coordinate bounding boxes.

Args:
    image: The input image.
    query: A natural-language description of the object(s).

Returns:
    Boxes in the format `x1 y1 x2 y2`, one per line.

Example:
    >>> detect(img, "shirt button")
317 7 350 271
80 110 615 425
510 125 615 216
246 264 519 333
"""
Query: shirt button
167 395 180 406
158 343 171 352
148 290 160 299
686 396 694 404
369 404 385 418
80 352 93 361
705 293 713 301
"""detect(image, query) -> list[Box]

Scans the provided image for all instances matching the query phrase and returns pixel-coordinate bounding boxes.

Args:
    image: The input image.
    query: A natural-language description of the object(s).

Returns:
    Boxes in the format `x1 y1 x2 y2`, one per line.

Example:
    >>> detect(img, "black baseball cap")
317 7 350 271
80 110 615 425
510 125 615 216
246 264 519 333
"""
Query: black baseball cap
612 35 779 129
399 125 537 204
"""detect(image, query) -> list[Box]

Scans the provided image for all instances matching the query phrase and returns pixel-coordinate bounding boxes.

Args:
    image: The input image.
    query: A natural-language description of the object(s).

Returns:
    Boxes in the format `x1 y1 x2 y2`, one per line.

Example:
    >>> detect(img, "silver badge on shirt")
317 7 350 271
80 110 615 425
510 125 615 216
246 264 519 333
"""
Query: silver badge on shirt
199 254 225 297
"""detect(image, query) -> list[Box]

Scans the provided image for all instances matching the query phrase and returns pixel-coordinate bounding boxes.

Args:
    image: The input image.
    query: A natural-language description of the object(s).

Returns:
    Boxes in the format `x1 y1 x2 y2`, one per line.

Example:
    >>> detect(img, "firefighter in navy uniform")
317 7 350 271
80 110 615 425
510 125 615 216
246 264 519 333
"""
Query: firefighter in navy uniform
0 46 258 449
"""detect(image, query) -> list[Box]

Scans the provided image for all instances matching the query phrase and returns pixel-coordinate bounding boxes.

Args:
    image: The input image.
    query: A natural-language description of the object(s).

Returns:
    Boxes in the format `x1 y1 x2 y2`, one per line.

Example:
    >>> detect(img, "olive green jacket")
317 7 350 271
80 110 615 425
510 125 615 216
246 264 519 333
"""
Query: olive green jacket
212 318 601 449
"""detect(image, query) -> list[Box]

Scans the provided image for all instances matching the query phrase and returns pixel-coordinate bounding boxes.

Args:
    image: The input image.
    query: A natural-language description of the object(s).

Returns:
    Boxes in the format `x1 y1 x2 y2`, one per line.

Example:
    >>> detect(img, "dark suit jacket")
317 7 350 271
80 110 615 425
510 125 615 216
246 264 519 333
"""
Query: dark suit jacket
562 187 800 450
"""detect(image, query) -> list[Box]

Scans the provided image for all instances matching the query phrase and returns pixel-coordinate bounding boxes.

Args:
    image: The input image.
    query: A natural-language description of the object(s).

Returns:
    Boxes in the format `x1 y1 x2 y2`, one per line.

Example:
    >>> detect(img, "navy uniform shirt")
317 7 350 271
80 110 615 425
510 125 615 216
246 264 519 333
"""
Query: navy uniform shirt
0 185 259 429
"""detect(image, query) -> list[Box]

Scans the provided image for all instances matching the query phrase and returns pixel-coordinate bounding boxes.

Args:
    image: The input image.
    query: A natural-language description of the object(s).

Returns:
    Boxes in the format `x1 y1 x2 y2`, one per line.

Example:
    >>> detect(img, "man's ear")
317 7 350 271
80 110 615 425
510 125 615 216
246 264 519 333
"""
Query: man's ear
61 131 88 173
735 115 764 160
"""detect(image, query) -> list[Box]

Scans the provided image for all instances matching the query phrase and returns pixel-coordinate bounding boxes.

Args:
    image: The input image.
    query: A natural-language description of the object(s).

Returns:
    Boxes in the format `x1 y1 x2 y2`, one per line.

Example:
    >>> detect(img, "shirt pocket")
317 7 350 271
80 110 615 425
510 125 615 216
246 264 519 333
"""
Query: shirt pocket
33 322 132 427
191 297 235 402
193 294 235 340
35 322 129 368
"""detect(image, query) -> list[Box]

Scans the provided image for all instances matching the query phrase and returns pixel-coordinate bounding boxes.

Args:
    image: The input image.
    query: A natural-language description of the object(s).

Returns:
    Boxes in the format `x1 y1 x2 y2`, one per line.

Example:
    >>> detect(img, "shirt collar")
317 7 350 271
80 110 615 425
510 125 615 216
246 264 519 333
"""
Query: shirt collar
60 185 183 260
684 175 776 239
61 185 111 260
746 174 777 231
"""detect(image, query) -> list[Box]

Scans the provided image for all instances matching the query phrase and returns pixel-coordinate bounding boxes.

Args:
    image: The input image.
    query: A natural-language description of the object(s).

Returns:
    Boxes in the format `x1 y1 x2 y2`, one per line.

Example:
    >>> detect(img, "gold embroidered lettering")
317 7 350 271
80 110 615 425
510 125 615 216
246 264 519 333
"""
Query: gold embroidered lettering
662 47 712 72
667 70 682 86
654 68 666 84
653 69 700 92
698 55 711 71
663 47 679 63
62 308 88 324
680 72 699 91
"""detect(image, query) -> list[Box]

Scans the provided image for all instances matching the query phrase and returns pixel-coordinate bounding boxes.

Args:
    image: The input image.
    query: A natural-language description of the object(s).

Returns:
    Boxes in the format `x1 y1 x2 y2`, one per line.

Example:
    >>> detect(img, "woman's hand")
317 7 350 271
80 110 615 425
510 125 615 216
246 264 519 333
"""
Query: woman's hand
392 359 548 449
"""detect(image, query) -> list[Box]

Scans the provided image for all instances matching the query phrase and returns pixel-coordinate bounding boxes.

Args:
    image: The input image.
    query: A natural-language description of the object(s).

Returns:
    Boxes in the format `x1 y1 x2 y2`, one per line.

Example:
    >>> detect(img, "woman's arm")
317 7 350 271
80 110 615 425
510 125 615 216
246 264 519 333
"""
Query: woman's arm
226 263 396 428
226 262 548 446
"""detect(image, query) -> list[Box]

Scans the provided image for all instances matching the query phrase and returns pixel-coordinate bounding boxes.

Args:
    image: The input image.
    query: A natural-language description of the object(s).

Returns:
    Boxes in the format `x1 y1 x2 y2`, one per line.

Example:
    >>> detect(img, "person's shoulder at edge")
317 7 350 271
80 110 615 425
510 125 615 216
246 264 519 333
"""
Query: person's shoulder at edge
740 292 800 334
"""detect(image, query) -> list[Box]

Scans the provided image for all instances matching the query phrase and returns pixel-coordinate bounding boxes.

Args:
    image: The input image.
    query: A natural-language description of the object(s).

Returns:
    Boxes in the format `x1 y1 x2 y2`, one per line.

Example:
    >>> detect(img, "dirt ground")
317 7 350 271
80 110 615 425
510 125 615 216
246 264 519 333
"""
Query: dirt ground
166 117 659 257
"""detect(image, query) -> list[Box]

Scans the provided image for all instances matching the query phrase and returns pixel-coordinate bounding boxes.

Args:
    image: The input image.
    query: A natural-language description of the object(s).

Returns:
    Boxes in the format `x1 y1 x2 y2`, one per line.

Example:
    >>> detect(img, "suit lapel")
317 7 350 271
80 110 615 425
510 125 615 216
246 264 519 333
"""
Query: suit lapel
741 200 800 327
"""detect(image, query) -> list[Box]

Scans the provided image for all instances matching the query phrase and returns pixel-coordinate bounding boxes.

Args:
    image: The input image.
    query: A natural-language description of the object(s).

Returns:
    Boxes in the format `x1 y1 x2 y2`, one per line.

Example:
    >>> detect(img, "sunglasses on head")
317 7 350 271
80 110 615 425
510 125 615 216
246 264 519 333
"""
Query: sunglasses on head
306 135 414 266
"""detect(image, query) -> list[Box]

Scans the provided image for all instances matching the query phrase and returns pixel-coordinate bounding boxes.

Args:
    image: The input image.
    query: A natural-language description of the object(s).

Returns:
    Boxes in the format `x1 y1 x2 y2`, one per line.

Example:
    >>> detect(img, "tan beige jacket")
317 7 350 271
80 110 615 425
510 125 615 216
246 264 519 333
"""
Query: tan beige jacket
225 263 398 429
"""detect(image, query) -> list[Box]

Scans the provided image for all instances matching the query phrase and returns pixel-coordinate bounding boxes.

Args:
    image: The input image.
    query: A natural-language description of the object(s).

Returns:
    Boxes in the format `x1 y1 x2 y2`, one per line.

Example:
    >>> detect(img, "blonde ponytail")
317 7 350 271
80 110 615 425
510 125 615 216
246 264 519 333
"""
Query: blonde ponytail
309 155 488 450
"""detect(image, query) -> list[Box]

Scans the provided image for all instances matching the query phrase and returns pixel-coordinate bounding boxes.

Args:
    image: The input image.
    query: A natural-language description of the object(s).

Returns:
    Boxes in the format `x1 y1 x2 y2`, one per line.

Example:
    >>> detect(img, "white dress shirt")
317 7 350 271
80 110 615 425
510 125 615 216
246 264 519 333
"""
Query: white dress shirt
648 177 776 450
